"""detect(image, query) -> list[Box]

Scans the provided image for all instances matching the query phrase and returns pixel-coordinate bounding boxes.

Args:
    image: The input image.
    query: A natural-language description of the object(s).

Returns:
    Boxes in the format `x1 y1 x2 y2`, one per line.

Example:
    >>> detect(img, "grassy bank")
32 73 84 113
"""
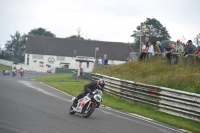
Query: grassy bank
35 74 200 133
93 59 200 94
0 64 12 70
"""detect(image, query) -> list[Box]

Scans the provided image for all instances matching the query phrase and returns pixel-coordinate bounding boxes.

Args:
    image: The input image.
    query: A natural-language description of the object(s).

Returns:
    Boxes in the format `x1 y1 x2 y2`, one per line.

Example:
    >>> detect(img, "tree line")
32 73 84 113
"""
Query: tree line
0 27 83 63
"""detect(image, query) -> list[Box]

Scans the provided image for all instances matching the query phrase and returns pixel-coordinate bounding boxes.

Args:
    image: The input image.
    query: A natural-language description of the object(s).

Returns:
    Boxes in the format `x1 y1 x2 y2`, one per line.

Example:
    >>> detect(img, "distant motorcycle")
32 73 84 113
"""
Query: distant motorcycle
4 70 10 76
19 70 24 77
69 89 103 118
12 71 17 77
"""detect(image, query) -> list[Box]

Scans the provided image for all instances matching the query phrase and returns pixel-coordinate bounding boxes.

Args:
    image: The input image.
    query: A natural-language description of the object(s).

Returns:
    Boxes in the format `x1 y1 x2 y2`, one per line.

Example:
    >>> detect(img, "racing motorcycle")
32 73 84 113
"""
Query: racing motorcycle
20 70 24 77
12 71 17 77
69 89 103 118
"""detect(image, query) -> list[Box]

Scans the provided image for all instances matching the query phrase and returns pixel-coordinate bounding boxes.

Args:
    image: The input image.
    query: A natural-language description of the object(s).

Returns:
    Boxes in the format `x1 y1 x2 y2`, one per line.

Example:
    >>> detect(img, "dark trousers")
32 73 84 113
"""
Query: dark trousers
139 52 147 60
76 90 88 100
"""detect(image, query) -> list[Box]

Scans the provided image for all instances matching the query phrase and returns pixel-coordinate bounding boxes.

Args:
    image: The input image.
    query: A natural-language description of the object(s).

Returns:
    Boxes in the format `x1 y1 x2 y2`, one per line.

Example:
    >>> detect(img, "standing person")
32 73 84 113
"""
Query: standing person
184 40 197 55
98 57 102 66
141 41 146 52
170 43 178 65
176 39 184 53
147 42 154 54
156 41 163 53
138 41 146 60
145 37 149 48
126 57 130 62
153 42 160 54
139 38 150 60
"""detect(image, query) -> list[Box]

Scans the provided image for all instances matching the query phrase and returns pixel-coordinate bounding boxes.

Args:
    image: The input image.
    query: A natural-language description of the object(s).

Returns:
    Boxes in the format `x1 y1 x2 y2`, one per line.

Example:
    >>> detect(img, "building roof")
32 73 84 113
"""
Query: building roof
26 36 134 61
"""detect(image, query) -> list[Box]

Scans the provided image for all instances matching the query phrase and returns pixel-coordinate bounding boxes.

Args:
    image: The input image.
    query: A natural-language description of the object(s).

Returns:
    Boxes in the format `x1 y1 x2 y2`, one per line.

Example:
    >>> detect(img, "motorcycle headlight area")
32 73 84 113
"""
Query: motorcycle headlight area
94 95 101 102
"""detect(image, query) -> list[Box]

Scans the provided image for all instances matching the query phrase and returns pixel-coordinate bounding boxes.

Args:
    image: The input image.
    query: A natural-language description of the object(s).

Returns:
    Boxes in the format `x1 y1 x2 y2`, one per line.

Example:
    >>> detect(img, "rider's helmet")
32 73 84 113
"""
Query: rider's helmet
97 79 105 89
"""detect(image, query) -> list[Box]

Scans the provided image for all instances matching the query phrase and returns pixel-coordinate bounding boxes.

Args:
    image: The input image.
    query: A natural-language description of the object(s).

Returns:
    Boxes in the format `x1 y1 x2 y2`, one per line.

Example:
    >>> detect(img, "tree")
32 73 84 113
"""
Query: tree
4 31 26 62
130 18 171 52
68 35 84 40
28 27 56 37
67 27 84 40
193 33 200 46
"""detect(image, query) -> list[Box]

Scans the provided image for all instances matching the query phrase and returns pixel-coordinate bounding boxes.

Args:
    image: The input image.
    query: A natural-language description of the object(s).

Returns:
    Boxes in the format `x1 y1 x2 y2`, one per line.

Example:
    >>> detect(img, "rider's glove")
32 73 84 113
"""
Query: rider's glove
89 91 93 95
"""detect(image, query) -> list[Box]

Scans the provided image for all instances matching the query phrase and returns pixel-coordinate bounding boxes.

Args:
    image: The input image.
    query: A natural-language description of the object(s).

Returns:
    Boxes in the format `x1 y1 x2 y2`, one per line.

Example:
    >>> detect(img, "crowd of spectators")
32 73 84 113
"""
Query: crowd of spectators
138 37 200 64
95 57 108 67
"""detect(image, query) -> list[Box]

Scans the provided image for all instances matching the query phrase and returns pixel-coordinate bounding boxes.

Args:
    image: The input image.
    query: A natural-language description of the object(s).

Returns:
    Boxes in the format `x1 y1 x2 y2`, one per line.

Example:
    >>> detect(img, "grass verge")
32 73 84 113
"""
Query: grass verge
0 64 12 70
93 59 200 94
35 74 200 133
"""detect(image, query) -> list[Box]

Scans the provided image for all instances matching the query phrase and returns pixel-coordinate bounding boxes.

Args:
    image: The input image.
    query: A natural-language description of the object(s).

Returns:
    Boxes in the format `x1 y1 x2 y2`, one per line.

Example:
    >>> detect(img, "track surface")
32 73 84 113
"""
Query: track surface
0 72 183 133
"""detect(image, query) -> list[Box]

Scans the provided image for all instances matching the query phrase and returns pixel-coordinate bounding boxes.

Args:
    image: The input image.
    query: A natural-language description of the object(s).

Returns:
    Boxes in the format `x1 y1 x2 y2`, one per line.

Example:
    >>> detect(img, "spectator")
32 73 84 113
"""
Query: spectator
165 42 173 59
153 42 160 54
195 47 200 60
184 40 197 55
156 41 163 53
164 42 178 65
147 42 154 54
195 47 200 55
176 39 184 53
98 57 102 66
145 37 149 47
184 42 189 53
141 41 146 52
104 57 108 65
126 57 130 62
170 43 178 65
139 39 150 60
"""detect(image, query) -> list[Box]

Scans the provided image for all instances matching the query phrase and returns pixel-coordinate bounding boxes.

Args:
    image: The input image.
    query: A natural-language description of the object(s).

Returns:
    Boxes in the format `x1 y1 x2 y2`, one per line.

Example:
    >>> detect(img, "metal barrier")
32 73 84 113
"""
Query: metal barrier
92 73 200 122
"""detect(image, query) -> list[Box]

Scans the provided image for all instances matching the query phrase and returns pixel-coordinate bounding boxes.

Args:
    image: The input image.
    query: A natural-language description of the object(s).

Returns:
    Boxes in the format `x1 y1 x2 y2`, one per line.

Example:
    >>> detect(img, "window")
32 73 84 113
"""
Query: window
32 54 44 59
32 55 37 59
57 56 65 61
38 55 44 59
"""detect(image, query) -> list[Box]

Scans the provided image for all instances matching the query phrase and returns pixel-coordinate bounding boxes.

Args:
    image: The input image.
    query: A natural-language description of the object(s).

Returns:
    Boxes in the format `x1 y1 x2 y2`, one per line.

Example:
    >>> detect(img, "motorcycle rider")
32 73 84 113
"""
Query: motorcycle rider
72 79 105 107
12 67 17 76
19 67 24 73
2 69 6 75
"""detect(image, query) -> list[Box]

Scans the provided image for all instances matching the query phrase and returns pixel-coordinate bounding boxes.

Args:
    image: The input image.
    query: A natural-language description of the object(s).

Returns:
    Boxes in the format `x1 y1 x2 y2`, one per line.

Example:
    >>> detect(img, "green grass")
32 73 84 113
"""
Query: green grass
93 58 200 94
35 74 200 133
0 64 12 70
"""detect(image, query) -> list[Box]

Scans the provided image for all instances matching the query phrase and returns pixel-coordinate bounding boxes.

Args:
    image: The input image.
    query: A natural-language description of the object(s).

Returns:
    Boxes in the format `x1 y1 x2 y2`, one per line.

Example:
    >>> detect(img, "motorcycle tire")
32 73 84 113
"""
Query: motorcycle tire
83 104 96 118
69 105 76 115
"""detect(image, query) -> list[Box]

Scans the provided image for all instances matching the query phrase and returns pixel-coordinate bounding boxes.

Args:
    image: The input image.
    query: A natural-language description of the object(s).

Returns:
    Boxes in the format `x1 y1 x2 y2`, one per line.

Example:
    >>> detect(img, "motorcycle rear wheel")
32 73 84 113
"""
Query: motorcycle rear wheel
83 104 96 118
69 105 76 115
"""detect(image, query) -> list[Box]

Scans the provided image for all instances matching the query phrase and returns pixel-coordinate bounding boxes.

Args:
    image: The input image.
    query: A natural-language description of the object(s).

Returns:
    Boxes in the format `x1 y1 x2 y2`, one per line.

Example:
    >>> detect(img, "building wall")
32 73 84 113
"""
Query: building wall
24 53 126 73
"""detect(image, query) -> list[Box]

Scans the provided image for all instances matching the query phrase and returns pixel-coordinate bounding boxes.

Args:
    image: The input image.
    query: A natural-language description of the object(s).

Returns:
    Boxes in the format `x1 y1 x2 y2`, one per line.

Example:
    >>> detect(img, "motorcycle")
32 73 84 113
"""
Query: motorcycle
12 71 17 77
69 89 103 118
3 70 10 76
20 70 24 77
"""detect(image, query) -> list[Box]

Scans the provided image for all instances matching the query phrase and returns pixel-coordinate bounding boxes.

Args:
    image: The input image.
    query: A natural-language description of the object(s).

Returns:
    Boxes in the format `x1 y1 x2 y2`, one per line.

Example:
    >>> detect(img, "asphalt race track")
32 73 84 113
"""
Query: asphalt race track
0 71 184 133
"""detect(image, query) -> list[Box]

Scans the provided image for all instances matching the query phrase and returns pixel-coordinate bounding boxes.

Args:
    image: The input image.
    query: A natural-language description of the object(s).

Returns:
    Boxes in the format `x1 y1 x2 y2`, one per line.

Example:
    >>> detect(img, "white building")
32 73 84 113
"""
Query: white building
25 36 133 75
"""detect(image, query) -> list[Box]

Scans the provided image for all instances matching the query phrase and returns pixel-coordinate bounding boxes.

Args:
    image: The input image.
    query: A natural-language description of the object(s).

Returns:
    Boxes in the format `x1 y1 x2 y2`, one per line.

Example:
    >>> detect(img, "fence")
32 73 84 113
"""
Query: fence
0 59 14 66
92 73 200 122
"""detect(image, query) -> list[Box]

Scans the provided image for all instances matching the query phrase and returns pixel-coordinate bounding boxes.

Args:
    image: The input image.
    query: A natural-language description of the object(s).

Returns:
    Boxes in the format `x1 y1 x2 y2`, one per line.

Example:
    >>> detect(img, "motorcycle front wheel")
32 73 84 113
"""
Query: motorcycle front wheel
69 105 76 115
83 104 96 118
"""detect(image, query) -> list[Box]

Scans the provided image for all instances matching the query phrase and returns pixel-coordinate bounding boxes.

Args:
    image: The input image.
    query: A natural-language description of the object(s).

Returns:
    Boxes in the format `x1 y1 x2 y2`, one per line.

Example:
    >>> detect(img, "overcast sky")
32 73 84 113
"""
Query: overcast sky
0 0 200 49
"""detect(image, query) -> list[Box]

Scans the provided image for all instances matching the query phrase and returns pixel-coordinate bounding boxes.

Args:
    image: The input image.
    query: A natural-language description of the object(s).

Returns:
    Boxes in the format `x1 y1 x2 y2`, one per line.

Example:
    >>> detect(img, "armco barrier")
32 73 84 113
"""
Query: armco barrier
92 73 200 122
